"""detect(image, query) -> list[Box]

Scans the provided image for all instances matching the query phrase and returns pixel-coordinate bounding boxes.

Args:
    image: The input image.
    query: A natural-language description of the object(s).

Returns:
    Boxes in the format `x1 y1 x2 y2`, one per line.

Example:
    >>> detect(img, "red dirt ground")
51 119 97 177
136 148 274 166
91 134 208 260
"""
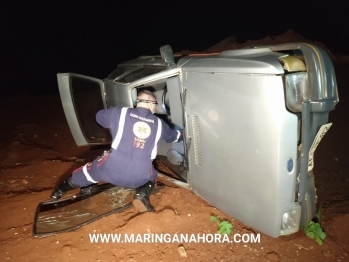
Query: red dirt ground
1 38 348 261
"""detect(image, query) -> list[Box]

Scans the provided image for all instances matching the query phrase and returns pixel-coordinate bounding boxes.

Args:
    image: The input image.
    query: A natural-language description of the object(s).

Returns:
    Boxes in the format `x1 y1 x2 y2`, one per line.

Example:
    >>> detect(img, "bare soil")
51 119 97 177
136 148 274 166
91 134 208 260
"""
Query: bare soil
0 63 348 261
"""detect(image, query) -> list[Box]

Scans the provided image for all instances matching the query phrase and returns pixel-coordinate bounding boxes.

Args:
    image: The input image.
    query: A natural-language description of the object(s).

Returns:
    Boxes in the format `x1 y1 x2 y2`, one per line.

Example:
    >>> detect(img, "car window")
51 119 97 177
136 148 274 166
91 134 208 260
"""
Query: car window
117 67 166 83
107 67 134 80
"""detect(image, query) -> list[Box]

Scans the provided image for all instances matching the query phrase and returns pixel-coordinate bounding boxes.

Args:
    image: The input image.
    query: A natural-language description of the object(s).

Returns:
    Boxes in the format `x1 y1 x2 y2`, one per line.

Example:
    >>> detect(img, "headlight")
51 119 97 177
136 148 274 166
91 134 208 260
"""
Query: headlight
285 73 309 112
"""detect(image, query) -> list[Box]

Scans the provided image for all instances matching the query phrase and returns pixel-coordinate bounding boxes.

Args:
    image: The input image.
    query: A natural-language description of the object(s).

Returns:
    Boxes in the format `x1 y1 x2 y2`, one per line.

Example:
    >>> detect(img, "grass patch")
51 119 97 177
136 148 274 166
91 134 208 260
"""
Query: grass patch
304 205 326 245
210 215 233 235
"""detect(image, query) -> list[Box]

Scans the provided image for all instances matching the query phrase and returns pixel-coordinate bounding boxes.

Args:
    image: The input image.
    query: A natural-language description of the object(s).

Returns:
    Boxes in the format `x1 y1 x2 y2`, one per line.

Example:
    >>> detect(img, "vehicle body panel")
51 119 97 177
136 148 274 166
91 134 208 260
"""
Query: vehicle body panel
183 71 297 237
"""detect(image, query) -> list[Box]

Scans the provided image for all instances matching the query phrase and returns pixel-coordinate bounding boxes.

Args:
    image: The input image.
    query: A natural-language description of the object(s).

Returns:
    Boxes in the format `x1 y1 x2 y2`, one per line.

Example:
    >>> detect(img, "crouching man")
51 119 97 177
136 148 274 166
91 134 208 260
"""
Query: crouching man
51 90 182 212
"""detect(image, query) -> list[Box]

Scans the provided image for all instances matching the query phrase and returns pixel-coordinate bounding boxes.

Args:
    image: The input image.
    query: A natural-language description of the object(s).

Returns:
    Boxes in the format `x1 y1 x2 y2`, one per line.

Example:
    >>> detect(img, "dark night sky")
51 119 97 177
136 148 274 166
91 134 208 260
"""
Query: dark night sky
1 0 348 98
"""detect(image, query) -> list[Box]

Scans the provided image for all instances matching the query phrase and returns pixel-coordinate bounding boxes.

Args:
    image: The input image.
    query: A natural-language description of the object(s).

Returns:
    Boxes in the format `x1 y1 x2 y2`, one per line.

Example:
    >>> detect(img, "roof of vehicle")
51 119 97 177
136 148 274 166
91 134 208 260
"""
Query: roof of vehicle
119 47 286 74
179 47 286 74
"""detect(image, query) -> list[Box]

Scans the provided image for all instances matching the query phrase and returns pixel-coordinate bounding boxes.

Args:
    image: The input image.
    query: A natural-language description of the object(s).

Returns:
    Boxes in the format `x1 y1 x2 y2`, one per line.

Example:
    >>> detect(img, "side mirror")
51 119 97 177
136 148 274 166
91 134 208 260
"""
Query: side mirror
160 45 176 69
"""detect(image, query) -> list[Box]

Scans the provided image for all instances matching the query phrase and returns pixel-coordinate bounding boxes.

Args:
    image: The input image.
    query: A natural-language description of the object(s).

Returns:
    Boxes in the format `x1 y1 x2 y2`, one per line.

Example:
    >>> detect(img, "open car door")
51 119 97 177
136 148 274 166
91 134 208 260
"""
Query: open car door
57 73 135 146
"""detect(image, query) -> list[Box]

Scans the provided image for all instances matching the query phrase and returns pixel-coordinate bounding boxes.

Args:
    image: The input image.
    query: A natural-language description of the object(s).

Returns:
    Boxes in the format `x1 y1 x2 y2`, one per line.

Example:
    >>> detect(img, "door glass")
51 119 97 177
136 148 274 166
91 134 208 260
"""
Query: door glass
71 77 112 143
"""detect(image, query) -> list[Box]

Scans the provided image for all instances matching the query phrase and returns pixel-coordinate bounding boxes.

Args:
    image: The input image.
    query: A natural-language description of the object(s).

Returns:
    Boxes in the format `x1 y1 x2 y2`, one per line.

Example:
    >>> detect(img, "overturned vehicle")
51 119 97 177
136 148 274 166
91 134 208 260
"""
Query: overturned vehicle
56 43 338 238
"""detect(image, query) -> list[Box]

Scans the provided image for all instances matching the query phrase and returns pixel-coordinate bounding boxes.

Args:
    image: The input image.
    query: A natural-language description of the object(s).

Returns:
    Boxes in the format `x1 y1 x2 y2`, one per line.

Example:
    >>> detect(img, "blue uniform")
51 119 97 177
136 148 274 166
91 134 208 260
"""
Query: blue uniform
72 107 181 188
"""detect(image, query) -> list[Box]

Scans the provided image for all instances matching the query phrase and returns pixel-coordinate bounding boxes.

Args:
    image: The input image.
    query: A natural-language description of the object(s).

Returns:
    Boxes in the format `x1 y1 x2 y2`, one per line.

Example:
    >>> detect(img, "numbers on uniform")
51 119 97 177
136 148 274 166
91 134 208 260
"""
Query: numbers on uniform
133 140 145 149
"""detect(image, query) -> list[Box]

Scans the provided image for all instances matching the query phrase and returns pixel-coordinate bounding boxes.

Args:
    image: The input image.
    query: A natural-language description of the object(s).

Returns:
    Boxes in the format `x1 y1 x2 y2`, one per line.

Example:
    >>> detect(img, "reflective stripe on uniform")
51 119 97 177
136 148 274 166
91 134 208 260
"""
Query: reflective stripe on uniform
151 118 162 159
111 107 128 150
83 165 98 183
172 130 181 143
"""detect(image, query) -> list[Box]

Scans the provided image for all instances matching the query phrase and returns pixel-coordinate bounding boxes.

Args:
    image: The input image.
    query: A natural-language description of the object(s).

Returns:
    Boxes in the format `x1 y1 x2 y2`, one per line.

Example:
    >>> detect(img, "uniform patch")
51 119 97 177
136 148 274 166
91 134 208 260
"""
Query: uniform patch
133 121 151 139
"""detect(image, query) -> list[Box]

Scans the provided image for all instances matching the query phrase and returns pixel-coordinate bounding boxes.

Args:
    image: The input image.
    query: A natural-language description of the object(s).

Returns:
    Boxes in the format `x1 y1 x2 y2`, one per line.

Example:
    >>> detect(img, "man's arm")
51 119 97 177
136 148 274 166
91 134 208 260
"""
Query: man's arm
160 119 183 143
96 107 120 129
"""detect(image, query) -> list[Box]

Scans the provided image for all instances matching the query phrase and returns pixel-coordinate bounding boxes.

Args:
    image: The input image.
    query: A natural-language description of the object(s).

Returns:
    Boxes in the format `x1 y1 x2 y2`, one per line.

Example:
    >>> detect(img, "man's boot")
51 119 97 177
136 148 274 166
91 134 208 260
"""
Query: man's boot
133 180 155 212
50 175 78 200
